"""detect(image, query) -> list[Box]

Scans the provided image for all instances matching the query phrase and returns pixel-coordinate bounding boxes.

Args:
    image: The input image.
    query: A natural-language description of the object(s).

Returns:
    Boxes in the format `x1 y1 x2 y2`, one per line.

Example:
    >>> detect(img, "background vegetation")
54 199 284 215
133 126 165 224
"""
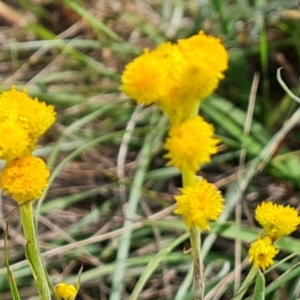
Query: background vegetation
1 0 300 299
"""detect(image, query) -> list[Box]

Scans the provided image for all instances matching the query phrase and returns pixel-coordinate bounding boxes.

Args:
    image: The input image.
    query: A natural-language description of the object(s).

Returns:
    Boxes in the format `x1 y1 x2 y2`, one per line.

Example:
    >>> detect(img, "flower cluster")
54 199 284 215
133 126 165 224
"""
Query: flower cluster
164 116 219 173
1 155 50 203
175 177 224 230
255 201 300 241
248 236 278 271
0 87 55 203
121 30 228 125
121 31 228 231
249 201 300 270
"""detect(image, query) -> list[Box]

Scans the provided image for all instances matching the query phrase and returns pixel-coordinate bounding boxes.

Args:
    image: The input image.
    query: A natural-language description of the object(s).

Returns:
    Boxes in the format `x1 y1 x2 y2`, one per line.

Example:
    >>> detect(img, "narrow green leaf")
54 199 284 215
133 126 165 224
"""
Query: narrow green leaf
76 264 84 290
6 269 21 300
253 269 265 300
129 233 189 300
5 209 21 300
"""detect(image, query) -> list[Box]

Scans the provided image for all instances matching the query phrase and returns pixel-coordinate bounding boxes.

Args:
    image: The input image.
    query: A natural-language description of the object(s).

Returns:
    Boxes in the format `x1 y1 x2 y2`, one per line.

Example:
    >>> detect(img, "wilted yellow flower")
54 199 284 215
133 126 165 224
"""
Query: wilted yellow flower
0 155 50 203
174 177 224 230
56 283 78 300
249 236 279 271
121 31 228 124
0 122 31 161
164 116 219 173
255 201 300 240
0 86 56 140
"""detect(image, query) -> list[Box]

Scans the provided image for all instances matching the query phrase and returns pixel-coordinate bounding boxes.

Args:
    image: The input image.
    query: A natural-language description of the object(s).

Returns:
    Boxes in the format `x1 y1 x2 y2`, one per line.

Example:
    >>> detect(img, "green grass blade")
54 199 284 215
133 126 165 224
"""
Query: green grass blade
62 0 123 42
110 110 165 300
6 269 21 300
174 265 193 300
5 214 21 300
253 270 265 300
129 232 189 300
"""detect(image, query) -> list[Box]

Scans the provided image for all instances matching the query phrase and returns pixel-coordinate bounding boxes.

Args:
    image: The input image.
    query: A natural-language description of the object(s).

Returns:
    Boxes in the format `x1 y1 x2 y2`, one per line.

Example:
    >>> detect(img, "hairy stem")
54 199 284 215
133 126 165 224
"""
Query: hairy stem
182 170 204 299
20 202 51 300
190 225 204 300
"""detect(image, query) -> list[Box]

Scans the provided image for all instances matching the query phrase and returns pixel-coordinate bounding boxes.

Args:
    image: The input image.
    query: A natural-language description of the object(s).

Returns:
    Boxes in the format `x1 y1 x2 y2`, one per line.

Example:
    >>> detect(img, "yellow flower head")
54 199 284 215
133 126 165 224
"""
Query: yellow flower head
255 201 300 240
121 31 228 124
0 122 31 161
55 283 78 300
0 86 56 140
174 177 224 230
121 43 177 106
0 155 50 203
249 236 279 271
164 116 219 173
177 31 228 99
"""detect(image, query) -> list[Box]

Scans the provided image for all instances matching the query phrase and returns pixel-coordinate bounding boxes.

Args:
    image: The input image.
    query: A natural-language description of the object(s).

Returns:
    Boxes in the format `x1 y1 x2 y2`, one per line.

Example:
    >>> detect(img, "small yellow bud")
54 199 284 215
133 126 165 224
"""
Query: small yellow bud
55 283 77 300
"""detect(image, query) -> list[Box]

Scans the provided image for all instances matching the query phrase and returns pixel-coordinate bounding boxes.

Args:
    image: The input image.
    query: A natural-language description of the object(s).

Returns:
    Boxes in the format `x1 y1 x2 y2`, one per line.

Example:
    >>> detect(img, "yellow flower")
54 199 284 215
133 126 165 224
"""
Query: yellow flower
177 31 228 99
255 201 300 240
0 86 56 140
0 155 50 203
17 95 56 140
248 236 279 271
164 116 219 173
56 283 78 300
121 31 228 124
174 177 224 230
0 122 31 161
121 43 177 106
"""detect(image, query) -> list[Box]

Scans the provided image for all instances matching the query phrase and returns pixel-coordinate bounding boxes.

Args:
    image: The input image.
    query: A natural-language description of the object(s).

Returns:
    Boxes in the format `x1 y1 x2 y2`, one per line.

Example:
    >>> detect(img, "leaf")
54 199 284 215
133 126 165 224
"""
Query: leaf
76 264 84 291
253 269 265 300
6 268 21 300
5 208 21 300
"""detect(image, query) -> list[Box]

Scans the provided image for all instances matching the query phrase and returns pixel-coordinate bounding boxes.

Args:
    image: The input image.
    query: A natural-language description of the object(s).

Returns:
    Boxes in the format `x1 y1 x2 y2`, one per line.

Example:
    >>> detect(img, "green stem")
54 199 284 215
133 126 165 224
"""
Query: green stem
234 264 257 300
182 170 196 187
20 202 51 300
182 170 203 299
190 225 204 300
